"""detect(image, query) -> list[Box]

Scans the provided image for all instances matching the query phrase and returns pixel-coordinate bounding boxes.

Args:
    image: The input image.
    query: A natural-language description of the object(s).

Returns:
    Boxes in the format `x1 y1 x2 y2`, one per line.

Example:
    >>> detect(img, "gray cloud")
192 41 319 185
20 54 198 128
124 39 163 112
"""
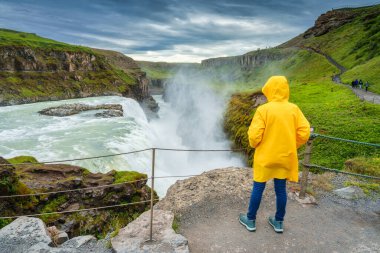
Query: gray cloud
0 0 378 62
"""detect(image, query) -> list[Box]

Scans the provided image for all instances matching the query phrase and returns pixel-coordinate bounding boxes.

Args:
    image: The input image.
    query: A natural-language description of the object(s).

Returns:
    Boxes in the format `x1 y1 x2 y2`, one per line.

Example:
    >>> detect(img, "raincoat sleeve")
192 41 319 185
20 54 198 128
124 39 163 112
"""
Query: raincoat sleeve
296 108 310 148
248 109 266 148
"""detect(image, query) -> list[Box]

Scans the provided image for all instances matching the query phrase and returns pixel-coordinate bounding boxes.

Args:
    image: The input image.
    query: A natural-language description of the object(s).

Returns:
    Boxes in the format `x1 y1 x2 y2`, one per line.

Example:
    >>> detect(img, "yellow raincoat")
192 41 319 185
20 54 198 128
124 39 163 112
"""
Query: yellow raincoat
248 76 310 182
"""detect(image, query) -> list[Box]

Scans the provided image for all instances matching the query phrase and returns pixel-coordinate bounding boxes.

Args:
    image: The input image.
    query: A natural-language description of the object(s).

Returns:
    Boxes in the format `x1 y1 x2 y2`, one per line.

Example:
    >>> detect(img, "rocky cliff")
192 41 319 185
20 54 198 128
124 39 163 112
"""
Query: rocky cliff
0 29 151 106
201 48 296 70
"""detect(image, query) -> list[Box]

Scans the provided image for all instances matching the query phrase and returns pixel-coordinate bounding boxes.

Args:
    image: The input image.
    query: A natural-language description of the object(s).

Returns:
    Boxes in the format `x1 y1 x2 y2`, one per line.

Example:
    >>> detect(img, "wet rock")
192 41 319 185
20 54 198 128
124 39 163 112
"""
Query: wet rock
141 95 159 120
38 103 123 117
334 186 365 200
61 235 96 248
111 209 189 253
95 109 124 118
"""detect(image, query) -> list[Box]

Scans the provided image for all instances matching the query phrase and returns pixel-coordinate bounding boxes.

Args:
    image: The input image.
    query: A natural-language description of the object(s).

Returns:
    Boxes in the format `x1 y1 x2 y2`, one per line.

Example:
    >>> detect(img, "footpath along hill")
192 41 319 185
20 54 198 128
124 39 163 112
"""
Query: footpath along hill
217 5 380 173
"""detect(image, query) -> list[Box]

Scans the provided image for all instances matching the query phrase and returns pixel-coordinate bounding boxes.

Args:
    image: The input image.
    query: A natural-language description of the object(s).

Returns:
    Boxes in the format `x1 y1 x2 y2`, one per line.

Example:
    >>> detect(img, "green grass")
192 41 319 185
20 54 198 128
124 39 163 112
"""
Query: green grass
344 181 380 196
6 156 39 164
344 157 380 177
114 171 147 184
0 28 93 53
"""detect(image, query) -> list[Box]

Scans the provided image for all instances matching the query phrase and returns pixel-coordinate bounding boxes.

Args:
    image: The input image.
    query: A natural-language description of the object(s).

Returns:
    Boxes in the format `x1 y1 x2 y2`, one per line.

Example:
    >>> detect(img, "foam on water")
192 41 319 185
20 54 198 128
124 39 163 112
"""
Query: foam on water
0 72 245 196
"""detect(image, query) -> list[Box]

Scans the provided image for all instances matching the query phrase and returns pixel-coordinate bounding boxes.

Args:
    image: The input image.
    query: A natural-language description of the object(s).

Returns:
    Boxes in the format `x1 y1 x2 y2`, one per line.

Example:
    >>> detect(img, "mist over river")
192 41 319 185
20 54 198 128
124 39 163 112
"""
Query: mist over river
0 71 244 195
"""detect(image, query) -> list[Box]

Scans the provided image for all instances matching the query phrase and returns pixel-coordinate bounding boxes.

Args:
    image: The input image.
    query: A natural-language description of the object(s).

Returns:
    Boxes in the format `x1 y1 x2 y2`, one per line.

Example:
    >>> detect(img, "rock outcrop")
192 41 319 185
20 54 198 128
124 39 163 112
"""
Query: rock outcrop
0 217 112 253
303 9 356 38
0 30 152 106
38 103 123 117
111 209 189 253
0 47 103 72
201 48 295 70
0 156 153 238
156 167 252 216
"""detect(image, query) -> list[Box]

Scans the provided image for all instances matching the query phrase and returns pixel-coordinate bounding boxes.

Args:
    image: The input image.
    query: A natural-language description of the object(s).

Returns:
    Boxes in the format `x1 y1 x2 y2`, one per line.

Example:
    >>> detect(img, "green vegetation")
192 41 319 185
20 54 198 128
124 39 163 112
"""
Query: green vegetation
138 61 200 79
40 195 67 223
344 157 380 177
0 28 141 104
0 28 92 52
7 156 39 165
344 181 380 196
172 215 180 233
222 5 380 176
114 171 147 184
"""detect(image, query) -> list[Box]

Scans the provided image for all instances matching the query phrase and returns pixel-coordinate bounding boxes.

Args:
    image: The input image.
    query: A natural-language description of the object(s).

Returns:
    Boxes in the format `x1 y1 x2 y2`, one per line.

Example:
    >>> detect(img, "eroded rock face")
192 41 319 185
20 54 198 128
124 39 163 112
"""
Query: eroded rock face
0 47 102 72
111 209 189 253
303 9 356 38
38 103 123 117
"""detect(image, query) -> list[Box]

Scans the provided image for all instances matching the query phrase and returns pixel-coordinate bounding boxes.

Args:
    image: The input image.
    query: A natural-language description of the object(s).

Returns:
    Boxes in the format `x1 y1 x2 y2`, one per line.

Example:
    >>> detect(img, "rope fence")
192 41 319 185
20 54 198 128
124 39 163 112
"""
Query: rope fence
0 199 159 219
0 133 379 241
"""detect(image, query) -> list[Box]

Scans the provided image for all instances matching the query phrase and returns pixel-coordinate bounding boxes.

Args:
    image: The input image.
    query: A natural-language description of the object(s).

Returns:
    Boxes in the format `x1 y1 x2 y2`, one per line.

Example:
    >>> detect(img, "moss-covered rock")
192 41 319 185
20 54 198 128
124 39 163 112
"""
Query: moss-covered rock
0 155 156 238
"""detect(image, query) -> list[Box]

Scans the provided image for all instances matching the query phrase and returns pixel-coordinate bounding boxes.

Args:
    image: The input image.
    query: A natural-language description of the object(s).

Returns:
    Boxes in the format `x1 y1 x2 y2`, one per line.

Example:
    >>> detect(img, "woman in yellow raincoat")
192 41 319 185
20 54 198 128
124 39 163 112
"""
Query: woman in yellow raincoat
239 76 310 233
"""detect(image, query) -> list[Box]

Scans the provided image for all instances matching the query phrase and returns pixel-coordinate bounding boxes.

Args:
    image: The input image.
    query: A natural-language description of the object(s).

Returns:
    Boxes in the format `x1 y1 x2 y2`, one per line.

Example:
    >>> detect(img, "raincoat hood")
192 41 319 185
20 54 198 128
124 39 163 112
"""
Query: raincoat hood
262 76 289 102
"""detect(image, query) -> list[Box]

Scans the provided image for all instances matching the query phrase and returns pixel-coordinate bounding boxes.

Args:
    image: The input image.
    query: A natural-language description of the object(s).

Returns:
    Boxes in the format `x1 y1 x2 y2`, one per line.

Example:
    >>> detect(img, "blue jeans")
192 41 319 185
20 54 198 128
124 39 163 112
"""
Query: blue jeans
247 179 287 221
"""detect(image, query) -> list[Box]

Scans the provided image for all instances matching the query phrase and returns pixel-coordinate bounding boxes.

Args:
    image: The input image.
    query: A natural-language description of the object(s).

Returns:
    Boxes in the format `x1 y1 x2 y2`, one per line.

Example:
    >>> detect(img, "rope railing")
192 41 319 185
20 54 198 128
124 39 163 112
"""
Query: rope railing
0 133 379 241
0 199 159 219
303 163 380 180
312 133 380 148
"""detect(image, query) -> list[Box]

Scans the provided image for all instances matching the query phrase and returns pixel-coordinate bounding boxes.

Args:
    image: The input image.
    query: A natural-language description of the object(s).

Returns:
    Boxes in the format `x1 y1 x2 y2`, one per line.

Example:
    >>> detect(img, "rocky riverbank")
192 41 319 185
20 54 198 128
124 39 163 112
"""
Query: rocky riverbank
38 103 124 117
0 156 155 239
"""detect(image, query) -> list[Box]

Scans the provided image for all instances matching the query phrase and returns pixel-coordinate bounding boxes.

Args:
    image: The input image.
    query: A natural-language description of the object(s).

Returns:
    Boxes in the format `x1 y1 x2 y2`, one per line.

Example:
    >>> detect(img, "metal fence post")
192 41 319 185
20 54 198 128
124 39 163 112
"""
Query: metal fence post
299 140 313 199
148 148 156 242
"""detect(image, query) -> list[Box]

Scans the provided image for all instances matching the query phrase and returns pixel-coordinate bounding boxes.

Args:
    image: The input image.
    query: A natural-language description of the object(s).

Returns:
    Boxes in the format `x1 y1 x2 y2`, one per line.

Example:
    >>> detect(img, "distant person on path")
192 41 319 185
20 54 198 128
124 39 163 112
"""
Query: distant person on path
365 81 369 92
239 76 310 233
351 80 355 88
354 79 359 88
359 79 363 89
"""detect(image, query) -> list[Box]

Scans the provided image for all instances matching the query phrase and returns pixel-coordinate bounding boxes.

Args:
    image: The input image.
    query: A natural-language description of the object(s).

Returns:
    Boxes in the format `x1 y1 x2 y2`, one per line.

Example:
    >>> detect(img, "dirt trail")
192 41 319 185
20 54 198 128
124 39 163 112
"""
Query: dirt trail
303 46 380 104
157 168 380 253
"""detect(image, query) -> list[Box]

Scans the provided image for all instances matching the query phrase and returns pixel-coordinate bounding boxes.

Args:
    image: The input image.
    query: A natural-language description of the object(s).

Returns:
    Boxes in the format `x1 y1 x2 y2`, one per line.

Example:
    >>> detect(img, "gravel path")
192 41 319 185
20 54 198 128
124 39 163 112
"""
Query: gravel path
158 168 380 253
302 46 380 104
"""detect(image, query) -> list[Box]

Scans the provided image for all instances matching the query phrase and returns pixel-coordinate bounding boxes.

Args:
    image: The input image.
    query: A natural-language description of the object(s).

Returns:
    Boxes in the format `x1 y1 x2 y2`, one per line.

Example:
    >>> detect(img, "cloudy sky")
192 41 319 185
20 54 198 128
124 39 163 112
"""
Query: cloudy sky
0 0 379 62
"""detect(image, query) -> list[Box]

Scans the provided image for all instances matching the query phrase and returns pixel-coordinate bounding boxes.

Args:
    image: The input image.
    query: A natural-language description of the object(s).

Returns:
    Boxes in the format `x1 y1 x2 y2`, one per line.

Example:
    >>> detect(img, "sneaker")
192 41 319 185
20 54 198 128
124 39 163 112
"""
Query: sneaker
239 213 256 231
268 216 284 233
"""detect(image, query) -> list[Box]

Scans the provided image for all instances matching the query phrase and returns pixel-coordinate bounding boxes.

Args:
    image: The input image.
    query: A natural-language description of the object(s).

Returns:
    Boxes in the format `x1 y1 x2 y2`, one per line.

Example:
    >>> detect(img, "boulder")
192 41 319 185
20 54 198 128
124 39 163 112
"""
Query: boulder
47 226 69 245
334 186 365 200
111 209 189 253
95 109 124 118
38 103 123 117
0 217 52 253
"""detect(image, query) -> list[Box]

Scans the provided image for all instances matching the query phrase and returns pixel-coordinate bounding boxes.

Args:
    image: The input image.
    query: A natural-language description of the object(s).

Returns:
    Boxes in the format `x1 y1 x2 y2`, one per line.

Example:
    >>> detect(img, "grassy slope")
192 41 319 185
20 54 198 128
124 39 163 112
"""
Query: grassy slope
291 5 380 93
0 28 92 52
222 5 380 171
137 61 200 79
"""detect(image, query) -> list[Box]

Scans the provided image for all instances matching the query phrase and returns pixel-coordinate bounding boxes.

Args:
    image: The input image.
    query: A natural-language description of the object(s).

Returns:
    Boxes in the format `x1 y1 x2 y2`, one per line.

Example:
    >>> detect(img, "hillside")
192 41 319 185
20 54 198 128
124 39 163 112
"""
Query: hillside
202 4 380 93
216 5 380 172
0 29 150 105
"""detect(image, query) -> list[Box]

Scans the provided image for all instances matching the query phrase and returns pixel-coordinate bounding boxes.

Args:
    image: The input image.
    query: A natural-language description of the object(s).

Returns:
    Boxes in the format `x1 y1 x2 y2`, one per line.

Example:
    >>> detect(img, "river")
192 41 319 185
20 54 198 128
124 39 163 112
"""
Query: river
0 72 244 196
